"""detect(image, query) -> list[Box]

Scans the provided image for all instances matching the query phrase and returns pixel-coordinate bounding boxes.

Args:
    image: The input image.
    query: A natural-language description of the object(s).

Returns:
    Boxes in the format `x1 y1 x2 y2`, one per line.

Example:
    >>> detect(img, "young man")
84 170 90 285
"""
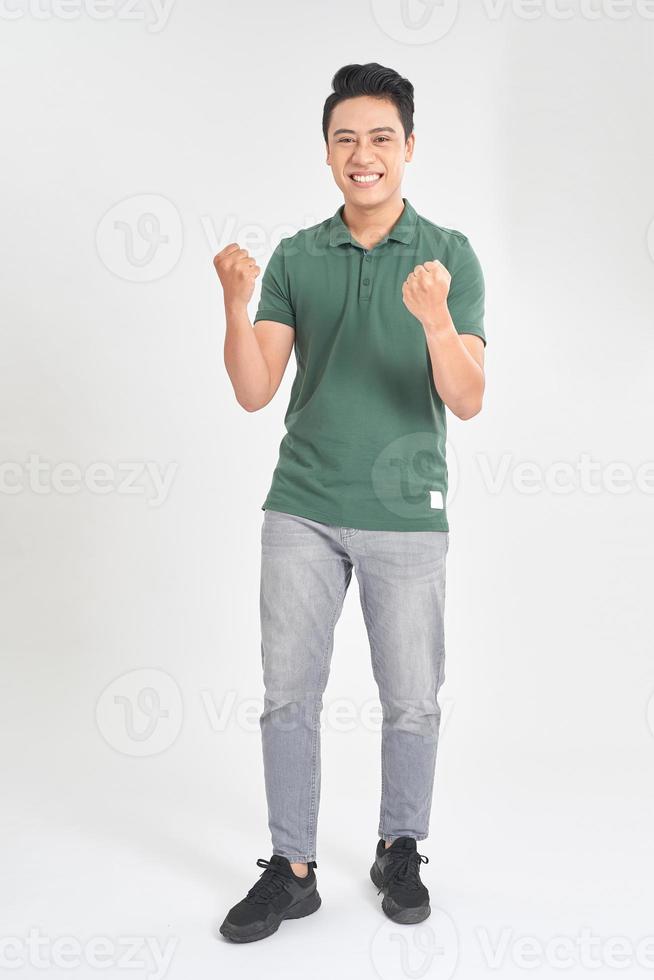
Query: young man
214 63 486 943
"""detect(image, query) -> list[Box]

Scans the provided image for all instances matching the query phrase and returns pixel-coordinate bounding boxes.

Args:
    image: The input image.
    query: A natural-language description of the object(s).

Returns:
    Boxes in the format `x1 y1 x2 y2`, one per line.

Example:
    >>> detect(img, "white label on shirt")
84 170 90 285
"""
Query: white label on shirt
430 490 444 510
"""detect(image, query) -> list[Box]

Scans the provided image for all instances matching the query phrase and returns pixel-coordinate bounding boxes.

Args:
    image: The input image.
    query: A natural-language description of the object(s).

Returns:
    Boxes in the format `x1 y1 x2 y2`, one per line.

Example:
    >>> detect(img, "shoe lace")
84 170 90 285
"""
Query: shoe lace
245 858 293 904
378 849 429 895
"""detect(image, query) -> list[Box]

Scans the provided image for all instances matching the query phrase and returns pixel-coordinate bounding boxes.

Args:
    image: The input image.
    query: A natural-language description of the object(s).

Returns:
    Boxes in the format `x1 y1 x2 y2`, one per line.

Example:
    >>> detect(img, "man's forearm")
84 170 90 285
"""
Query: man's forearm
223 304 271 412
422 307 485 420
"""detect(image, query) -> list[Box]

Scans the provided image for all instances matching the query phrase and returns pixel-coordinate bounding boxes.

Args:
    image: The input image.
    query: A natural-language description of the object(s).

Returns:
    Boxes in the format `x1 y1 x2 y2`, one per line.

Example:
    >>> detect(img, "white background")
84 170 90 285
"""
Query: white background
2 1 654 978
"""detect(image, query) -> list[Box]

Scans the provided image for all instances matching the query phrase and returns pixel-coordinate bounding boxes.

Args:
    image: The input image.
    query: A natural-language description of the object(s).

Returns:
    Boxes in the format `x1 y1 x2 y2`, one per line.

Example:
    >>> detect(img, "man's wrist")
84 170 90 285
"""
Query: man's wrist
421 303 454 336
224 300 249 320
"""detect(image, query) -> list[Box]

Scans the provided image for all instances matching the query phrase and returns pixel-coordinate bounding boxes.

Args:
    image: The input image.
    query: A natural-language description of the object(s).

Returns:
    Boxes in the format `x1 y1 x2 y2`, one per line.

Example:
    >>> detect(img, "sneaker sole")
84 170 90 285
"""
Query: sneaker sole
370 862 431 924
219 888 322 943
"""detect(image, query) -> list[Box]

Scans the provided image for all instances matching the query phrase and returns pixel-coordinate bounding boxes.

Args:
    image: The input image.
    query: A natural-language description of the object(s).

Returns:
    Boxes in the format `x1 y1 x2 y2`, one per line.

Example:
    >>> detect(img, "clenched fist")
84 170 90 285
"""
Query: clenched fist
402 260 451 326
213 243 261 307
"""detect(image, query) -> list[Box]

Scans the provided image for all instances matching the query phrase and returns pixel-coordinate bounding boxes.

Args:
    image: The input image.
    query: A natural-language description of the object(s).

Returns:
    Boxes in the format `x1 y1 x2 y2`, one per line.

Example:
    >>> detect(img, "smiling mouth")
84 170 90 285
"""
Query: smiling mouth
349 173 383 185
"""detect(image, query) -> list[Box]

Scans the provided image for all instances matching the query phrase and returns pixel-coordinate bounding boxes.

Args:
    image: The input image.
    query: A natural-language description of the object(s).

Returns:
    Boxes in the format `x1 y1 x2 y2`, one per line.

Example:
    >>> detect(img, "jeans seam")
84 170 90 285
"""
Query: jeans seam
306 570 348 859
356 564 389 839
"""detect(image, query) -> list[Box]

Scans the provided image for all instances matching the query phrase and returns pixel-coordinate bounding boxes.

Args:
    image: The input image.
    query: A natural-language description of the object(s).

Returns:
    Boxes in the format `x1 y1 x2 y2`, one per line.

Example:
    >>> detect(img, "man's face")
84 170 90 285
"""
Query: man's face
325 95 414 207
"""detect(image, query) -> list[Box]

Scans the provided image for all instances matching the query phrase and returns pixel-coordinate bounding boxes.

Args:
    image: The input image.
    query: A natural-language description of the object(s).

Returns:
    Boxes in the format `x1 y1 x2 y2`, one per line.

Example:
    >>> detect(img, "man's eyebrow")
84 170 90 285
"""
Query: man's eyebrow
332 126 397 136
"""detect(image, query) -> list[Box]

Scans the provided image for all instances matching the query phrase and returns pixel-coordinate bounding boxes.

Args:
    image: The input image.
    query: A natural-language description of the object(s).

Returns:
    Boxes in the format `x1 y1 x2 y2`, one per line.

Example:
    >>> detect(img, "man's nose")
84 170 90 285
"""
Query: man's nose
350 144 376 165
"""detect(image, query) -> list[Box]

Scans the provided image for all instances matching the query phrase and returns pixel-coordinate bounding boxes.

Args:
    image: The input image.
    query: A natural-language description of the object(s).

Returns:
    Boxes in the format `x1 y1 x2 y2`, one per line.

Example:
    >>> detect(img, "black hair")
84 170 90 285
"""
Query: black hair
322 62 414 144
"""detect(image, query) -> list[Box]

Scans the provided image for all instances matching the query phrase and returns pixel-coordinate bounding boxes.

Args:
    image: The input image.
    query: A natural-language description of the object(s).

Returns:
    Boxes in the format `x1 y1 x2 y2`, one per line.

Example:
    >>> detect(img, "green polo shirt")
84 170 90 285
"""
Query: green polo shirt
253 197 486 531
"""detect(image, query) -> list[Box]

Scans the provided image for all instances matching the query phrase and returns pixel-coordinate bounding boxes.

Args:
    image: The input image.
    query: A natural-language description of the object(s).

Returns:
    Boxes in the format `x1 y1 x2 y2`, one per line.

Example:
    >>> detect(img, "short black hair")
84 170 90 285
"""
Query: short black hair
322 62 414 144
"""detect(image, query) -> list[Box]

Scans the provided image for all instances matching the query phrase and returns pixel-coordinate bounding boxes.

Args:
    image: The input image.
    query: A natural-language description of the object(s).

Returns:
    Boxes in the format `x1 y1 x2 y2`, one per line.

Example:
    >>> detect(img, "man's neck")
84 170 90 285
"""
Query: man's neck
341 193 406 250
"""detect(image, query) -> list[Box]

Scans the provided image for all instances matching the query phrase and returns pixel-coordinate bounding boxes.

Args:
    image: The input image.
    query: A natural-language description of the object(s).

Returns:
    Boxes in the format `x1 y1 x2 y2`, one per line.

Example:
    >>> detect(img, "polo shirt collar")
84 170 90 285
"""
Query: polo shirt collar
328 197 418 248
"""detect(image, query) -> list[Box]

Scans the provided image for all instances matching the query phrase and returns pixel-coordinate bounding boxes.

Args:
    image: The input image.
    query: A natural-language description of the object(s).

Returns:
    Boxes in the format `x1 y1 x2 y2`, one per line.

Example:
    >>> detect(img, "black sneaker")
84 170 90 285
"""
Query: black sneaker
370 836 430 924
219 855 321 943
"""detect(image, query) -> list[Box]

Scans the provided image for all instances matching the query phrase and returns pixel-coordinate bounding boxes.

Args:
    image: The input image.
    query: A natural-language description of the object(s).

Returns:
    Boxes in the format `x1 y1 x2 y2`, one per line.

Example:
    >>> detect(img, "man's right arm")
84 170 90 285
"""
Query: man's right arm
214 243 295 412
225 305 295 413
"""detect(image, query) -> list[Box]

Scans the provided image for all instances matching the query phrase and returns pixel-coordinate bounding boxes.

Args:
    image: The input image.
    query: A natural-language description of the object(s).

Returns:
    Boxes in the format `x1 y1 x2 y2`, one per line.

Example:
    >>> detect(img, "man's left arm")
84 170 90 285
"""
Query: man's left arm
402 239 486 420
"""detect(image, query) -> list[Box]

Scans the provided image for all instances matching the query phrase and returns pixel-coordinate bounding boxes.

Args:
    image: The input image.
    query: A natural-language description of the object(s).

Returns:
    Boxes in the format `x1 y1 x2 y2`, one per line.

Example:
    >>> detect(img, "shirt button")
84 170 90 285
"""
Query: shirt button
363 278 370 285
364 255 371 261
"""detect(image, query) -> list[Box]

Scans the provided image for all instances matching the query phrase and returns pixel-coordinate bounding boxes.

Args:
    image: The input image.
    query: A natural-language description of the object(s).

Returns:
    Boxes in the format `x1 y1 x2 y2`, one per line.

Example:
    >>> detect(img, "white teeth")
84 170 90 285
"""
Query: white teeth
351 174 381 183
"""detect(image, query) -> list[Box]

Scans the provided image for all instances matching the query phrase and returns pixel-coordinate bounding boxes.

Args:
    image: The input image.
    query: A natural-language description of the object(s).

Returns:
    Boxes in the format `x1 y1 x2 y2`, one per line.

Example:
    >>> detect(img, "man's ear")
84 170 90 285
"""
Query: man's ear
405 132 415 162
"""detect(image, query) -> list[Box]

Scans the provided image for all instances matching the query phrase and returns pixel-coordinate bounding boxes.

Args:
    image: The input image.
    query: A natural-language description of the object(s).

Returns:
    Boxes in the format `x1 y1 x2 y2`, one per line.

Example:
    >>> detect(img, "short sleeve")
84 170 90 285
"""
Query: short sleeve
446 236 486 347
253 241 296 329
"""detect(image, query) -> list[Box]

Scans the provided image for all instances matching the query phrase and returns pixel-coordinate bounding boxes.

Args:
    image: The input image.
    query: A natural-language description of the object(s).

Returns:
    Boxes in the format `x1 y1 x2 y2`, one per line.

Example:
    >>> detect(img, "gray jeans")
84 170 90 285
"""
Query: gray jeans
259 508 449 863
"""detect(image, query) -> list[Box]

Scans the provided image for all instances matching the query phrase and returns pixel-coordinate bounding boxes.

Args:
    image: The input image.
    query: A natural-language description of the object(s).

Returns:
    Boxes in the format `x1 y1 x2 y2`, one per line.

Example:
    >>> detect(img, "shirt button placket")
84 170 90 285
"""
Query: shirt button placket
361 250 372 302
